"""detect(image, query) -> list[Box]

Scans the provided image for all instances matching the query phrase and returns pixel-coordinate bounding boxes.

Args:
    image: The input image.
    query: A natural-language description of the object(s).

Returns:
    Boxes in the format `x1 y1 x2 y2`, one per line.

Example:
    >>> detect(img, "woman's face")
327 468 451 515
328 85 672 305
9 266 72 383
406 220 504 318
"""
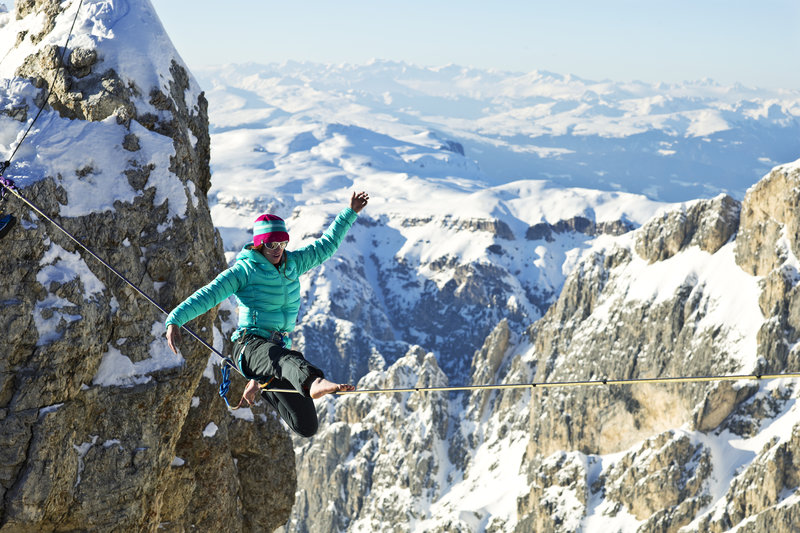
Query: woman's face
260 241 288 265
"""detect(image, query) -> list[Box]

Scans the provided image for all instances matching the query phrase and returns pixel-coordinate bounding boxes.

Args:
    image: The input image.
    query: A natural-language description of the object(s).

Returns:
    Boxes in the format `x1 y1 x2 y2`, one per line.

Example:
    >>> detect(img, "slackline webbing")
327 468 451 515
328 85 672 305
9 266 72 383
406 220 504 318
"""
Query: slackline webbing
5 177 800 399
262 371 800 395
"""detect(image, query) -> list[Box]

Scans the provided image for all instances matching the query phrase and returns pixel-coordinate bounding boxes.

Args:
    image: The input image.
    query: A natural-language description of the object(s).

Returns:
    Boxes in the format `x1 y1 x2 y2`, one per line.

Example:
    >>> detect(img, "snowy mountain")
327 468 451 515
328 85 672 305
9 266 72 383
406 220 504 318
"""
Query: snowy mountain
4 1 800 531
195 61 800 532
196 61 800 202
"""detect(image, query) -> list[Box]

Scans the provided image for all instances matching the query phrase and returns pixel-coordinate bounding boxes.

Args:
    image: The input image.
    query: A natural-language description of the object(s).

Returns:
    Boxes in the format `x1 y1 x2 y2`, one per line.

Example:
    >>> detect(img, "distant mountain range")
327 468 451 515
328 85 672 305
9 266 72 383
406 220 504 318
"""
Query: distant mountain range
196 61 799 384
195 60 800 203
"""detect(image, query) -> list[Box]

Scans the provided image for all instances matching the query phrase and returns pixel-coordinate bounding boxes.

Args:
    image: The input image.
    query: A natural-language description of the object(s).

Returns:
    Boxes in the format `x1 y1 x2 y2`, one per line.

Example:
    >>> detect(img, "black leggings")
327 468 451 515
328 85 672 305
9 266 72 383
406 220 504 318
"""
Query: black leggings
232 334 324 438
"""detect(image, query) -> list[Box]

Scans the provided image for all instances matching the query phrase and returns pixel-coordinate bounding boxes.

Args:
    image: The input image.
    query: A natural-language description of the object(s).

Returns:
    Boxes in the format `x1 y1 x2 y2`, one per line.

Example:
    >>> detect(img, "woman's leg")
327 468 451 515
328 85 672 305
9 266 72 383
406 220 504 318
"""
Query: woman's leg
233 334 352 436
260 382 319 438
235 335 324 397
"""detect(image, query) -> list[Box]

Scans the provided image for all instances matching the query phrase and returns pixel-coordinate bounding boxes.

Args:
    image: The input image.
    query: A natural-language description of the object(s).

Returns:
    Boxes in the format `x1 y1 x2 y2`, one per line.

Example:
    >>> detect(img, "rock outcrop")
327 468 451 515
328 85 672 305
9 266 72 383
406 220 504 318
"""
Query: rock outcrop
513 161 800 531
526 215 635 242
286 160 800 532
635 194 740 263
0 2 293 531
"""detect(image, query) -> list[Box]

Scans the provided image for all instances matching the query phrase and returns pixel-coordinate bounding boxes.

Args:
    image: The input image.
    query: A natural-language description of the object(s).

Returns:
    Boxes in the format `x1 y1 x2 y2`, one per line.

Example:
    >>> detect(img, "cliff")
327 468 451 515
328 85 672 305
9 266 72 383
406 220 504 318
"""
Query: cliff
0 2 294 531
288 160 800 532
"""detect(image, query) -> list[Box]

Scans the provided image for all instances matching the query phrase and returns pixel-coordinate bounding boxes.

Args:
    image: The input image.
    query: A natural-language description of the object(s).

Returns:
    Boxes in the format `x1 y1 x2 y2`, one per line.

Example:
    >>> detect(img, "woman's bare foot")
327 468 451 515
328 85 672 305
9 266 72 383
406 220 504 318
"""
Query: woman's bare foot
309 377 355 399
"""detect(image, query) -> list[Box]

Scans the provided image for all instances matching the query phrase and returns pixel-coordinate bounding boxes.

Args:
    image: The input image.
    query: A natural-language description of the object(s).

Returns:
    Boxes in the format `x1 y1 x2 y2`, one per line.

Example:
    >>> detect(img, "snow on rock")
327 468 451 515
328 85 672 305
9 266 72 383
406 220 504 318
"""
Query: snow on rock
288 159 800 532
0 2 295 531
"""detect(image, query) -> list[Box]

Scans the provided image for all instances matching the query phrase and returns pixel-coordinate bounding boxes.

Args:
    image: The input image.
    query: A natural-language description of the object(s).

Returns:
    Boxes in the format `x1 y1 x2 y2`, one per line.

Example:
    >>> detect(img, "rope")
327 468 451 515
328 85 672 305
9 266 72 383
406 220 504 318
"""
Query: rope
1 175 245 405
5 167 800 401
0 179 238 369
261 370 800 396
219 362 235 408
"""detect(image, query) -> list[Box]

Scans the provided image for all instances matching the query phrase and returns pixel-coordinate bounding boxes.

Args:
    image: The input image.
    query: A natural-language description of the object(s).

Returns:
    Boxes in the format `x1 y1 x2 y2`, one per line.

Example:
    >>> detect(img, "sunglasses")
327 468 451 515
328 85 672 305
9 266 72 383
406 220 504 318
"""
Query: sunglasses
264 241 288 250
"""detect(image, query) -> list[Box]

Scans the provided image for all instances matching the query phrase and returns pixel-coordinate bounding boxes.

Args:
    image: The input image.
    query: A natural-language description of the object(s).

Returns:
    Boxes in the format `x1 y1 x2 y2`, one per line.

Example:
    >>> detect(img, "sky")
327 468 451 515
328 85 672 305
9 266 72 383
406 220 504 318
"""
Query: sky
2 0 798 89
143 0 800 90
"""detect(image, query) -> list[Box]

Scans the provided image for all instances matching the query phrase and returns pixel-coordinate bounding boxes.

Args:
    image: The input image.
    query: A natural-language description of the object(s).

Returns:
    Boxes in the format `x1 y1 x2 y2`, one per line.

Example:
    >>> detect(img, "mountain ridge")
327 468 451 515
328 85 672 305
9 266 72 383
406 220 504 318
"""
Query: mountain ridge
288 161 800 532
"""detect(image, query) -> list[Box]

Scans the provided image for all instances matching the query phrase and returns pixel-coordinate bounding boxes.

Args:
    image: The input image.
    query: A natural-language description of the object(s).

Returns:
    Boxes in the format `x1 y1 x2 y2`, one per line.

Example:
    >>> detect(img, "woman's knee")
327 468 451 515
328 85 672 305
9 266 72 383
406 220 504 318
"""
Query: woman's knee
292 416 319 438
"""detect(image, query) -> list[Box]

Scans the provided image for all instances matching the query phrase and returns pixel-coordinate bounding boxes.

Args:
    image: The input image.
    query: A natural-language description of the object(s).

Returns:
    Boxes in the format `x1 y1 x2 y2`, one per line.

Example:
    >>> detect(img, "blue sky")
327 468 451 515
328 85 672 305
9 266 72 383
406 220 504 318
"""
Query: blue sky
6 0 799 88
147 0 799 89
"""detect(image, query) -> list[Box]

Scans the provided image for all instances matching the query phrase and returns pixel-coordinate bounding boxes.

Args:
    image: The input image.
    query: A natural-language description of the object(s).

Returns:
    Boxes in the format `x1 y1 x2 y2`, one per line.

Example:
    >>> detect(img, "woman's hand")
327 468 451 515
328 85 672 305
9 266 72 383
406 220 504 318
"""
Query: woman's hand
166 324 182 355
350 191 369 213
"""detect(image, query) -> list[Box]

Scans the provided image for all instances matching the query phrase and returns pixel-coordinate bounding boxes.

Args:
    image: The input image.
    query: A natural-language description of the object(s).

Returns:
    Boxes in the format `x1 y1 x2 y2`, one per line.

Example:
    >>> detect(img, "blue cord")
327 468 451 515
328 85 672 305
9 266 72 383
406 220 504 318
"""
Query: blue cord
219 359 234 408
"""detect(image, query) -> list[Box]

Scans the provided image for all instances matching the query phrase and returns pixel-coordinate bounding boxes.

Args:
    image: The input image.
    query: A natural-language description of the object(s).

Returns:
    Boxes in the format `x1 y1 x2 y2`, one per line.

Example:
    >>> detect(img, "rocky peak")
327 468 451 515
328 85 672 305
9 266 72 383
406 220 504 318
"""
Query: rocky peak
735 161 800 276
526 215 635 242
635 194 740 263
735 160 800 376
289 346 451 532
0 2 293 530
512 163 800 530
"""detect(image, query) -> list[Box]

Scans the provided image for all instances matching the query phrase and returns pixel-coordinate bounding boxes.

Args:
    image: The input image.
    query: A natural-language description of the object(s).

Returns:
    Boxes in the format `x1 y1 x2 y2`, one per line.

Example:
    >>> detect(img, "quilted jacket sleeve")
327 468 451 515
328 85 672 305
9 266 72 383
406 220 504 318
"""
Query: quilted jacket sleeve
165 263 248 328
292 207 358 275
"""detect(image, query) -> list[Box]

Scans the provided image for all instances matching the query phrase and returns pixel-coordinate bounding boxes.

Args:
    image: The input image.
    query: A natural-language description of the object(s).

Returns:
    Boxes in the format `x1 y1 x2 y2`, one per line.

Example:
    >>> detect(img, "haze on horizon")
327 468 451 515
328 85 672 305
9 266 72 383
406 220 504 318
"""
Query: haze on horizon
145 0 800 90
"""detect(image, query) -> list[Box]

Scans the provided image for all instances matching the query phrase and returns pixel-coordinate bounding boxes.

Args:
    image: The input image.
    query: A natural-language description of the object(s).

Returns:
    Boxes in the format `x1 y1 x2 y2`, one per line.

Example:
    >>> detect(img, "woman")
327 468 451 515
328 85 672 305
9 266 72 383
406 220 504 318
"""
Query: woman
166 191 369 437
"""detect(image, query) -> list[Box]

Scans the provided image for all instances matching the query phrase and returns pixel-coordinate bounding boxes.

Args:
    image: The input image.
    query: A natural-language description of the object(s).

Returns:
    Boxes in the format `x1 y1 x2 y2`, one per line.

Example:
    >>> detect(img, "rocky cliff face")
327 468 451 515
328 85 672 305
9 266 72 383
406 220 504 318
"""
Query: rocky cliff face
287 160 800 532
288 208 637 389
0 2 293 531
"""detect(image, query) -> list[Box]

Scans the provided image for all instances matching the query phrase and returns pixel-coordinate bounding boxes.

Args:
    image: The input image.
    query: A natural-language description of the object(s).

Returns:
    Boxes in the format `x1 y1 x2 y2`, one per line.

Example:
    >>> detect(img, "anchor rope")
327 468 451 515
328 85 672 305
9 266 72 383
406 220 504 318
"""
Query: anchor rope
0 0 244 406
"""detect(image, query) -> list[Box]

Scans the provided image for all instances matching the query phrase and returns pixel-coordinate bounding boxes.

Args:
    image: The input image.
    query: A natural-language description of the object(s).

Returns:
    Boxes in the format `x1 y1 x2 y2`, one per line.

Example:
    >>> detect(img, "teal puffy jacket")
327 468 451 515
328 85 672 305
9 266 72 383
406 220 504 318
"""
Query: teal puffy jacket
165 207 358 347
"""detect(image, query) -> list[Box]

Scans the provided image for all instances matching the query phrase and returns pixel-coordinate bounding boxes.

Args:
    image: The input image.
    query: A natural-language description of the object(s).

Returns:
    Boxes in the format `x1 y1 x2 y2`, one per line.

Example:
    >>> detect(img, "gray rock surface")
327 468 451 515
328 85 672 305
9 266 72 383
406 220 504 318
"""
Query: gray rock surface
0 2 294 531
287 162 800 532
